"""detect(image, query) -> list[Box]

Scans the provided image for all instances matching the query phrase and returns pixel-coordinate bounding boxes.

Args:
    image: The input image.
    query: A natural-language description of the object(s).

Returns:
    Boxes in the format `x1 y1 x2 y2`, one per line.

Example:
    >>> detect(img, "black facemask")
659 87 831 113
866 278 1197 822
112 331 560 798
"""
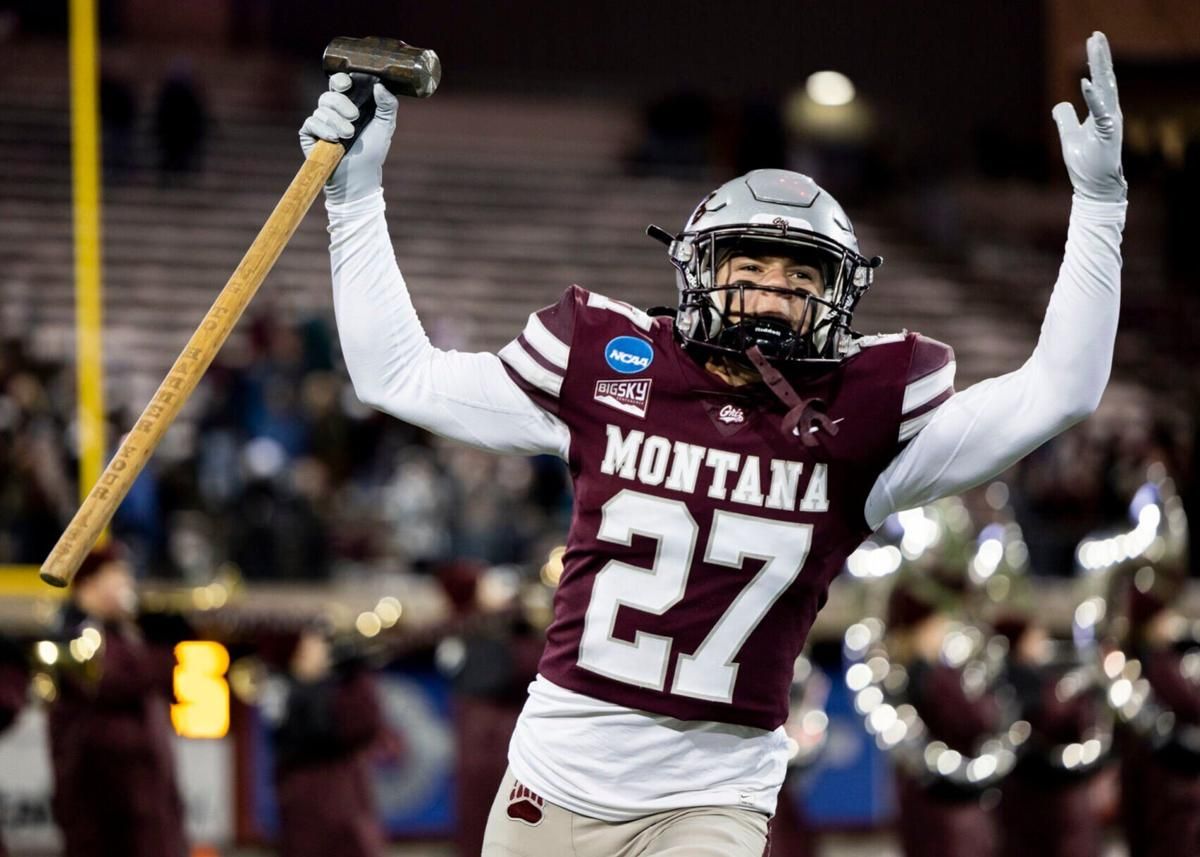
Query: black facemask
709 283 822 361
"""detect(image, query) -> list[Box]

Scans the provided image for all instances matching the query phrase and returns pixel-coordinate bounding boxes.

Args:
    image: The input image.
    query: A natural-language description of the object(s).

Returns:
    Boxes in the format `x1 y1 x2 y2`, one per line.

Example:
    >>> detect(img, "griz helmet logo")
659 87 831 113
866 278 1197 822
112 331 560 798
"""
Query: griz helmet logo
604 336 654 375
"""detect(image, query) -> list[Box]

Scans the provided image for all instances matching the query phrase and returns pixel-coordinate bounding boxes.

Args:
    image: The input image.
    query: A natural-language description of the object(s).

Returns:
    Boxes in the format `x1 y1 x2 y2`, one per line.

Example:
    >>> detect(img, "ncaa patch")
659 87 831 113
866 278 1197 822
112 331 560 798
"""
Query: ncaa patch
594 379 652 419
507 781 545 827
604 336 654 374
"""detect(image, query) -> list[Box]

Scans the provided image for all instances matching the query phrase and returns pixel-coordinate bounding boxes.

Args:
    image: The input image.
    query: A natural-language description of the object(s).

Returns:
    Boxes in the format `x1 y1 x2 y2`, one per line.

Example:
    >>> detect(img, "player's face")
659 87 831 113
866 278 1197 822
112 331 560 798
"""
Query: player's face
715 254 826 333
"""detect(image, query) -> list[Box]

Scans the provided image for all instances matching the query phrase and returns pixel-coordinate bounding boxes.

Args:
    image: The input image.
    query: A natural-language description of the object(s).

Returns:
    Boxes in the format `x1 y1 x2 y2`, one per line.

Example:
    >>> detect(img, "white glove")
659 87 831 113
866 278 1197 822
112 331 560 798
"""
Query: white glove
1052 31 1126 203
299 72 398 205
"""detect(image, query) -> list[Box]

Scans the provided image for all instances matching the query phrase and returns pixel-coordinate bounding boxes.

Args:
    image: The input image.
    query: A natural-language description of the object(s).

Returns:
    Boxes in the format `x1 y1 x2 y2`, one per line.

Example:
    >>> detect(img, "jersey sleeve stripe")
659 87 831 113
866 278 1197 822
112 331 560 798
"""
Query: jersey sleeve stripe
902 361 956 414
499 340 564 398
585 291 654 331
523 312 570 369
899 407 939 442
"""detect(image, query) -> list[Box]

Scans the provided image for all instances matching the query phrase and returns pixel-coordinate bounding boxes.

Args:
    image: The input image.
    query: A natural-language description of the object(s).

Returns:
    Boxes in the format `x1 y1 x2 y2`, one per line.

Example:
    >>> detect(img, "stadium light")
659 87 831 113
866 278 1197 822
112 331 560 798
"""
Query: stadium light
805 71 857 107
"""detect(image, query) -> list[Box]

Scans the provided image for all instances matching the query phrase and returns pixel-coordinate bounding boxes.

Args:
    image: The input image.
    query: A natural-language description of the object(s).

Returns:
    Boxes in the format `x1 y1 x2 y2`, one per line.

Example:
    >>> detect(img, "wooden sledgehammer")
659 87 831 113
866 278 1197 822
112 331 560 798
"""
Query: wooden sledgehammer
40 37 440 587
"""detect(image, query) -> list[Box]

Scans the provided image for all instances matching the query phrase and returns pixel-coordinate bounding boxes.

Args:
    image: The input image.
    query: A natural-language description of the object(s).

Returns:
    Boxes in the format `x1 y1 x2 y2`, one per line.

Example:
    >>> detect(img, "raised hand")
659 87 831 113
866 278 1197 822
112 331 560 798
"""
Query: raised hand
299 72 399 205
1052 31 1127 203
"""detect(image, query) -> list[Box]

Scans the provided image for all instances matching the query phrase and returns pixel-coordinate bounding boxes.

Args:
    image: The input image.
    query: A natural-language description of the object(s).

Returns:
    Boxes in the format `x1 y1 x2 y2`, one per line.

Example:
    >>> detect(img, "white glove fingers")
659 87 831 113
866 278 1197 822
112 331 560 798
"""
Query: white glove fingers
1051 101 1079 135
1086 33 1115 82
1080 79 1113 135
300 114 340 144
372 82 399 119
318 90 360 122
329 72 353 93
1080 79 1098 113
1086 32 1121 109
322 107 356 139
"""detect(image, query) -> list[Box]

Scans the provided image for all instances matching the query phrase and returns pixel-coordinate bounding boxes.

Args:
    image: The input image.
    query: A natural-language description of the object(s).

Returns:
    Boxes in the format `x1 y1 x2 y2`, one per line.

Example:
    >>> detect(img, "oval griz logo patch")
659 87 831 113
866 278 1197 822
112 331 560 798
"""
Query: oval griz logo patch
604 336 654 374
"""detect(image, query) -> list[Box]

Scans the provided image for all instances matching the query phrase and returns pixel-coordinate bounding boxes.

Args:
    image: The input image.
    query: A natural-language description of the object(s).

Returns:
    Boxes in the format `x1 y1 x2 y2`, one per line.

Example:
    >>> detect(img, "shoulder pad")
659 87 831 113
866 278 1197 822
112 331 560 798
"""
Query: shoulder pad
583 290 655 332
843 331 908 357
907 334 955 385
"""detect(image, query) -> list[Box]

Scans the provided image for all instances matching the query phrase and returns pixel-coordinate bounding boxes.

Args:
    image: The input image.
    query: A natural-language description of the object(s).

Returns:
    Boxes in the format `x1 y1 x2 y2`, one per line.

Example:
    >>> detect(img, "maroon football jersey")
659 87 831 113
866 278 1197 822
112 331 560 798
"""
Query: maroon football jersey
499 286 953 730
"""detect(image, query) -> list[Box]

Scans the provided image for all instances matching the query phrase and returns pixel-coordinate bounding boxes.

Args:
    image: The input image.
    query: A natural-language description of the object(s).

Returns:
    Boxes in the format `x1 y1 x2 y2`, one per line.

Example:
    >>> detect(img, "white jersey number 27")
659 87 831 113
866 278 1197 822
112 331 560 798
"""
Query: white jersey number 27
577 489 812 704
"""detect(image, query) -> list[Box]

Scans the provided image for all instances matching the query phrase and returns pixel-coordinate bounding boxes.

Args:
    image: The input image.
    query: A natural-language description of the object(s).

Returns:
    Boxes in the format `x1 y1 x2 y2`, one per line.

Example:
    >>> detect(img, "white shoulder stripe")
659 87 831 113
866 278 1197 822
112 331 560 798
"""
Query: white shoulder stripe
499 340 564 398
841 332 907 358
855 332 908 348
898 407 938 442
585 292 654 331
523 313 570 369
903 361 956 413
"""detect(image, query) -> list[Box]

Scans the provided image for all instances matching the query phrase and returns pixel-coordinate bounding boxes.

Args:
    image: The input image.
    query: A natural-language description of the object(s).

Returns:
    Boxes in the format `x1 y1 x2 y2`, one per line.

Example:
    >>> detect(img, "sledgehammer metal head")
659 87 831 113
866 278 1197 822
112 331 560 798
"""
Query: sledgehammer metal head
322 36 441 98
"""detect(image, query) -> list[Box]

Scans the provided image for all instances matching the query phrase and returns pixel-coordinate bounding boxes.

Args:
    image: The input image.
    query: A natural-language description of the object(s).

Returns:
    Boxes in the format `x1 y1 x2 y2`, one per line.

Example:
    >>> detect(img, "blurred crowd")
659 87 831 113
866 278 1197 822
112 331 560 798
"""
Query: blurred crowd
2 311 1196 585
0 313 572 582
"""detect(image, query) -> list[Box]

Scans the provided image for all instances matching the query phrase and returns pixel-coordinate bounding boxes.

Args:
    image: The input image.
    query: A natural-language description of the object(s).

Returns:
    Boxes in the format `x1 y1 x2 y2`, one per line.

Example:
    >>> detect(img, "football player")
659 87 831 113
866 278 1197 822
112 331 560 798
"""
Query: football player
301 31 1126 857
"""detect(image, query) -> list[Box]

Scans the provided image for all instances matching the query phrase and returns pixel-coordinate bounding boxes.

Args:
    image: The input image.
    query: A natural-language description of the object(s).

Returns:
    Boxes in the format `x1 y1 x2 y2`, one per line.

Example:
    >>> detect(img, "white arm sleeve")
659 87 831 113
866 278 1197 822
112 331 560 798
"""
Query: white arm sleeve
327 190 570 458
865 196 1126 530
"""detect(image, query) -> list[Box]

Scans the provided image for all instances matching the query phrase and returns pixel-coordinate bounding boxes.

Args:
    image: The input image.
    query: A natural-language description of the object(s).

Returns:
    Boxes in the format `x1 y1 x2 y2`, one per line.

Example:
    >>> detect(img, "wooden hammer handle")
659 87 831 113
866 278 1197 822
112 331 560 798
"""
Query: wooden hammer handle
41 139 346 588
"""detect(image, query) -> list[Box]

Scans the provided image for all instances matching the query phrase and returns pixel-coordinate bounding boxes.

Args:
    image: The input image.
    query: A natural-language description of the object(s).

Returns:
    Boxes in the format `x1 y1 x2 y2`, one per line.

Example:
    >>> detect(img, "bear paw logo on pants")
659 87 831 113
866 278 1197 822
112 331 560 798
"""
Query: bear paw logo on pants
507 781 545 826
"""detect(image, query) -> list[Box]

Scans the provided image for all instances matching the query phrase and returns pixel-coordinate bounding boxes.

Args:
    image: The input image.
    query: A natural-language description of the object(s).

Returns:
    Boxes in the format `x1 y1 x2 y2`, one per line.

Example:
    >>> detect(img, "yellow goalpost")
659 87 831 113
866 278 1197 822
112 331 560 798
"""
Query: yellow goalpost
0 0 105 595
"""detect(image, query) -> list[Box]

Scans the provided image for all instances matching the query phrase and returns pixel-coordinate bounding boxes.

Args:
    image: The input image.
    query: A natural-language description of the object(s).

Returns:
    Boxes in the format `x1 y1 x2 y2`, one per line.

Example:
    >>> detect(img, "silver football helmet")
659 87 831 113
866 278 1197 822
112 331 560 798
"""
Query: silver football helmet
649 169 880 364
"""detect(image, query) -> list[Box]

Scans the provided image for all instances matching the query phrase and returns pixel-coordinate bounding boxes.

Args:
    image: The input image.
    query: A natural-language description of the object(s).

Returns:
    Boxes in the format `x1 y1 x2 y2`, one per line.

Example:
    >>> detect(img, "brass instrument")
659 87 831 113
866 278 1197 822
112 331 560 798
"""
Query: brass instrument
1081 468 1198 762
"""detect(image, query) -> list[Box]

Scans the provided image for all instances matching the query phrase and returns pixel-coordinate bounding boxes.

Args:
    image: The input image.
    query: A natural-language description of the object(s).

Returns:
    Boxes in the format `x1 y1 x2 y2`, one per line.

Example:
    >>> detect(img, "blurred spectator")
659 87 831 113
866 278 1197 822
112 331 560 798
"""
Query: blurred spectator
1011 426 1110 576
1164 138 1200 281
243 320 311 457
47 545 187 857
99 64 137 179
231 444 331 581
0 348 73 563
733 97 787 176
0 633 27 736
381 445 456 569
154 58 208 183
0 633 29 857
445 448 538 565
433 562 544 857
265 630 387 857
626 91 716 179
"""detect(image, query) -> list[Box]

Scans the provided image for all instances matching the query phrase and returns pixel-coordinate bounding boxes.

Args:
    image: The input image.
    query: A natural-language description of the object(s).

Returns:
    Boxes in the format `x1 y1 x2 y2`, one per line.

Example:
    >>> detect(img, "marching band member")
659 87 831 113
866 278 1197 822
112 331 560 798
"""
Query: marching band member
1113 562 1199 857
47 544 187 857
263 628 388 857
972 510 1113 857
